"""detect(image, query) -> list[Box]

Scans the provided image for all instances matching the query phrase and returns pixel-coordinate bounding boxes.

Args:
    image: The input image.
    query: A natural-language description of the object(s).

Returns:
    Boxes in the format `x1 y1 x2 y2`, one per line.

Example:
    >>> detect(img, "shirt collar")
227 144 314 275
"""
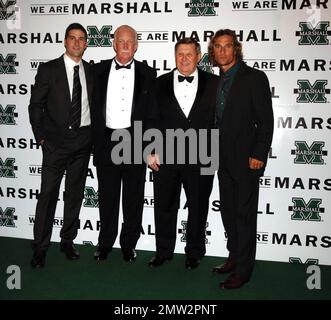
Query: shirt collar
114 58 134 67
221 60 241 78
175 68 198 79
64 53 82 70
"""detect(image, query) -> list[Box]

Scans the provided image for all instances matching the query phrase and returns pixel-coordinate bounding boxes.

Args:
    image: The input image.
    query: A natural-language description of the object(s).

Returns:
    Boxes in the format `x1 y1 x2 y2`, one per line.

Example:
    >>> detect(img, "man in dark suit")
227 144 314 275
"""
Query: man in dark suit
91 25 156 262
28 23 93 268
209 29 274 288
147 38 219 269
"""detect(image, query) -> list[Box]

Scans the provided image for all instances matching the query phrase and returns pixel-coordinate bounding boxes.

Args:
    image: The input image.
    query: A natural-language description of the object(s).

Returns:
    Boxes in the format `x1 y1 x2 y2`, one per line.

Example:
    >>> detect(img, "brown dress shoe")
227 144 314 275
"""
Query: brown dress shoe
212 259 236 274
219 273 248 289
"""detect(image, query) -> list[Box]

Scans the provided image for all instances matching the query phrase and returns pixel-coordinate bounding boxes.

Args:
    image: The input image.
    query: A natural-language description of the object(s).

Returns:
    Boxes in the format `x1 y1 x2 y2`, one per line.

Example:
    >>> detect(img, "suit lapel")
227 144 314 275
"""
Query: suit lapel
219 62 246 125
187 69 205 119
83 60 93 106
132 60 142 116
224 62 246 109
56 56 71 106
99 60 112 119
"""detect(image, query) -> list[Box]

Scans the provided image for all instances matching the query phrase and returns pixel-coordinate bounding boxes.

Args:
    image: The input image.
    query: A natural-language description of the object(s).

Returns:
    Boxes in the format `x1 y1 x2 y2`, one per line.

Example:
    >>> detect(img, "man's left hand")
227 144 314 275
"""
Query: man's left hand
249 157 264 170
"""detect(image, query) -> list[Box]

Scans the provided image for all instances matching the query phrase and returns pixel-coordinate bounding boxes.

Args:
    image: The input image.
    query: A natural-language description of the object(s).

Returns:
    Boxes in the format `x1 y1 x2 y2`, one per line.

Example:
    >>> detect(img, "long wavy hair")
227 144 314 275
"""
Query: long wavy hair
208 29 243 65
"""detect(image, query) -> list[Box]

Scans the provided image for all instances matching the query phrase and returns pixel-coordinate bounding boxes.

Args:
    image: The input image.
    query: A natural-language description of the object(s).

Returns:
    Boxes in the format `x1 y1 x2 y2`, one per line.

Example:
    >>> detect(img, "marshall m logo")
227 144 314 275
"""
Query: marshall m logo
289 197 324 221
87 25 113 47
185 0 219 16
291 141 327 164
296 21 331 45
294 80 330 103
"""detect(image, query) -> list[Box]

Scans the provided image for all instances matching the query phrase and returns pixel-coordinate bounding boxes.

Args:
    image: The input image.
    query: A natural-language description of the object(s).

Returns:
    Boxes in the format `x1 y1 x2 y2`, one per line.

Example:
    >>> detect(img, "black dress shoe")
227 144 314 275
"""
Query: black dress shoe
185 257 201 269
148 255 172 267
94 247 110 261
219 273 248 289
60 242 80 260
212 259 236 274
122 248 137 262
31 251 46 269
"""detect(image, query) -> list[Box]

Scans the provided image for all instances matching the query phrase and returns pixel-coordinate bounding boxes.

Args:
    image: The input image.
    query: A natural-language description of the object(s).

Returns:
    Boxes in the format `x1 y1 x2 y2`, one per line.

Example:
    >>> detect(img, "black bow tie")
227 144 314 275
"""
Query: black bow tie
178 75 194 83
115 61 132 70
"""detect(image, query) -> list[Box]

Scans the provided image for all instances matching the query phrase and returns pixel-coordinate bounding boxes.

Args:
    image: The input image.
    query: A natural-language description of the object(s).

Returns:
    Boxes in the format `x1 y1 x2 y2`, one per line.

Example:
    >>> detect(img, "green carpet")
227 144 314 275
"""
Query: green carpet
0 237 330 300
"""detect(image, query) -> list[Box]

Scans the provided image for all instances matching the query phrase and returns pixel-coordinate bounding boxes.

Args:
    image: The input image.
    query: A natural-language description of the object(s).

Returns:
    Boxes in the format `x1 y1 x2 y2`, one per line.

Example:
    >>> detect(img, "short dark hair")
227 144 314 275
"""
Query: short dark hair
65 23 87 40
175 37 201 54
208 29 243 65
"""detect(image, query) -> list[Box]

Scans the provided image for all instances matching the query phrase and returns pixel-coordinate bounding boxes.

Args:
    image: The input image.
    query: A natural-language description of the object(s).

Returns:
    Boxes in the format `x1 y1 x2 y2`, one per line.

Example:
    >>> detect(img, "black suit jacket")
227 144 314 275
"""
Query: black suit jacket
219 61 274 179
28 55 93 151
91 58 157 165
149 68 219 167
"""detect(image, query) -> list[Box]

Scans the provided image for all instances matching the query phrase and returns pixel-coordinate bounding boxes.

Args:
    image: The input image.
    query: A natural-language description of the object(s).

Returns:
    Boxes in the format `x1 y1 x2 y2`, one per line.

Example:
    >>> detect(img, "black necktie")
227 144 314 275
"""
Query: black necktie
178 75 194 83
115 60 132 70
69 65 82 129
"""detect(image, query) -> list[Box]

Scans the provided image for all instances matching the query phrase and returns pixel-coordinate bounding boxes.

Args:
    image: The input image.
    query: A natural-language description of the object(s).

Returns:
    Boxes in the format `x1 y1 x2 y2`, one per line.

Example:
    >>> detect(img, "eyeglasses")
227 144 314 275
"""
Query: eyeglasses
213 43 234 50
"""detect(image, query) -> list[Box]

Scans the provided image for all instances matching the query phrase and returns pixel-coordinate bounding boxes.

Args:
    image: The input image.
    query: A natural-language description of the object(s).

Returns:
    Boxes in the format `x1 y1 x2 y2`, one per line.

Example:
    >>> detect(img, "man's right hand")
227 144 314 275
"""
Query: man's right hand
147 154 160 171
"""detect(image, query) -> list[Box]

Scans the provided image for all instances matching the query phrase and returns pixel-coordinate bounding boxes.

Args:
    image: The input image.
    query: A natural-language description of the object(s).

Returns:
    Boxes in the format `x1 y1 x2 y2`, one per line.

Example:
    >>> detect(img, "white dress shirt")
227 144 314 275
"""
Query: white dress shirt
63 53 90 128
173 69 198 118
106 59 135 129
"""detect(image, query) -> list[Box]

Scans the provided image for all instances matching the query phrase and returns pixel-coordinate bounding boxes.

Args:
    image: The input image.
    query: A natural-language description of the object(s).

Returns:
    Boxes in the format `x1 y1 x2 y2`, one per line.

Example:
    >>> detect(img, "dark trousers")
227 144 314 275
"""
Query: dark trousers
217 170 260 280
153 166 214 259
32 127 91 252
96 163 146 250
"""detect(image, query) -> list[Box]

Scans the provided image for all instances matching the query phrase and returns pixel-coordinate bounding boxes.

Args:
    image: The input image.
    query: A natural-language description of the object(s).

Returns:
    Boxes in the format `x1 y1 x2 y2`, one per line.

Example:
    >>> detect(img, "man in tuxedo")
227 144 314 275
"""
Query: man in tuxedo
28 23 93 268
91 25 156 262
147 38 219 269
209 29 274 288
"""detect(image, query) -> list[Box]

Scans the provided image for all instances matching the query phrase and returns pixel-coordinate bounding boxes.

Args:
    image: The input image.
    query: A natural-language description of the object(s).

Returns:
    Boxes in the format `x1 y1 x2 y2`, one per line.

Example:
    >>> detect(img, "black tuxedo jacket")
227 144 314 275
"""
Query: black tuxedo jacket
149 68 219 167
91 58 157 165
28 55 93 151
219 61 274 179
